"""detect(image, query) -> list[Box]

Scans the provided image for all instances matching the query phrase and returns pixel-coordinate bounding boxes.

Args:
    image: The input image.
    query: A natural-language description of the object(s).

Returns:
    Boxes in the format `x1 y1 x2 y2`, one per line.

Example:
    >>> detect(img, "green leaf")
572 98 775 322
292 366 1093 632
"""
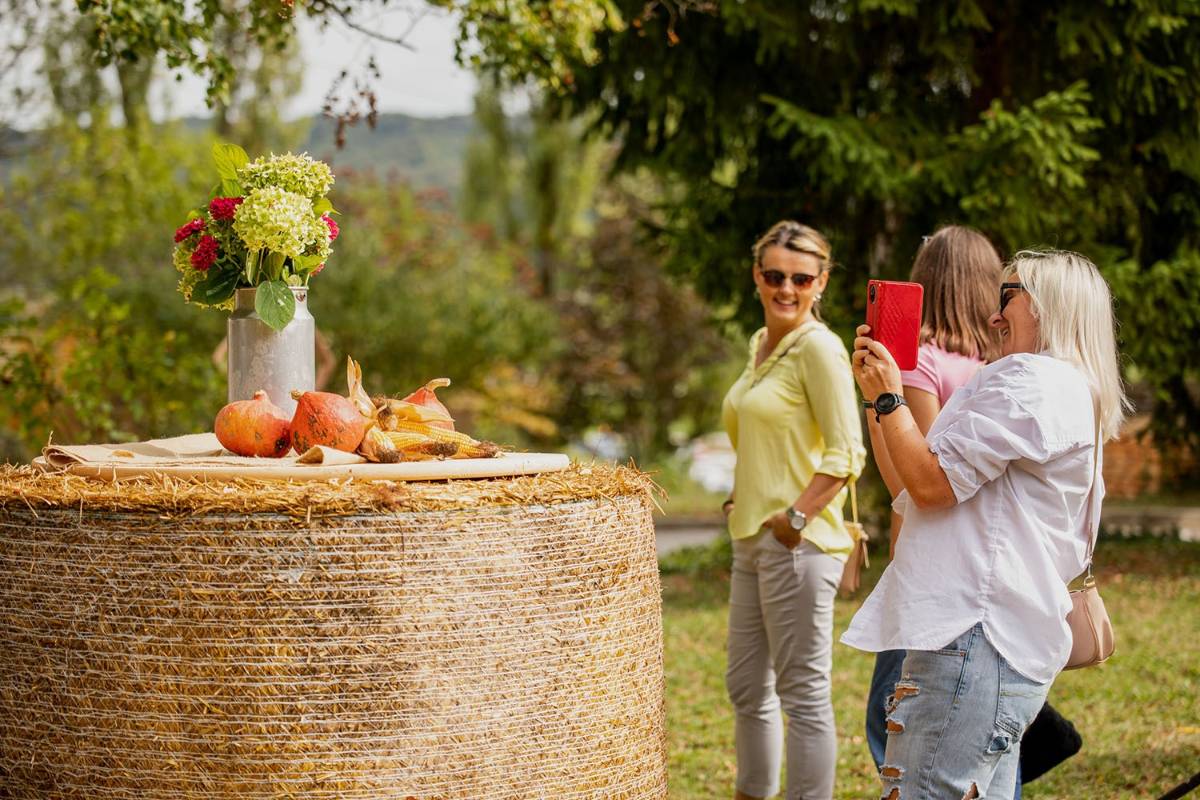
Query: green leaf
255 279 295 331
266 251 287 281
220 177 243 197
192 269 240 306
213 143 249 181
292 254 324 272
313 198 335 216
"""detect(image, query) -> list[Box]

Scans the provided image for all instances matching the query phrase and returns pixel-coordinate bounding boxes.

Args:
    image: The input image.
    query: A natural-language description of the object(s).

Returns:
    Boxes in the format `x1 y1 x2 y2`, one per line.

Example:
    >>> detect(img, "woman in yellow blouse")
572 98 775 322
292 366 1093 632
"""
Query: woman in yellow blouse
721 220 866 800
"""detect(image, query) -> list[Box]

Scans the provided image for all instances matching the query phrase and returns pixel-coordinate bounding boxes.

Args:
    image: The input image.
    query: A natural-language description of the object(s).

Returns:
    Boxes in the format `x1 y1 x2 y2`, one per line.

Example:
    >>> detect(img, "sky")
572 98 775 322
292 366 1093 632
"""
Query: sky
168 6 480 120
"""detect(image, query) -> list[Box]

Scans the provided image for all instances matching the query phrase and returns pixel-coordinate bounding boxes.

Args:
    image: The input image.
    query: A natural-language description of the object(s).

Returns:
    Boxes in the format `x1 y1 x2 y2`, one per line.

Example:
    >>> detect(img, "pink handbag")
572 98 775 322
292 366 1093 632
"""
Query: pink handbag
1064 573 1114 669
1063 409 1115 670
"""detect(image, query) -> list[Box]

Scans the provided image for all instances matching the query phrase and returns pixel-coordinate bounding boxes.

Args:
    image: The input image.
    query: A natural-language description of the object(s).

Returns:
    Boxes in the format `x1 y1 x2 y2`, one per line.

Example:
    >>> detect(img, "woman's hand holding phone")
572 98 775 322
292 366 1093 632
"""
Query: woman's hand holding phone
853 324 904 403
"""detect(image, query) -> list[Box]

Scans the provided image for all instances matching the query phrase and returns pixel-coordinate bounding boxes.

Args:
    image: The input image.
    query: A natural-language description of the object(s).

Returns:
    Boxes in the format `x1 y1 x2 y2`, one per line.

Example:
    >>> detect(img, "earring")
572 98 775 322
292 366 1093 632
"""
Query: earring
815 293 823 301
753 287 760 298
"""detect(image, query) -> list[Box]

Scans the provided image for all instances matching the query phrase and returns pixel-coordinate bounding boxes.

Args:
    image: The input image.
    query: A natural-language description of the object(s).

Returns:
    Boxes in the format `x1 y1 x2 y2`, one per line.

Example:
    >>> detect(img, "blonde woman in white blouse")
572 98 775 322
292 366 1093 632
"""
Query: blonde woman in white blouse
845 251 1128 799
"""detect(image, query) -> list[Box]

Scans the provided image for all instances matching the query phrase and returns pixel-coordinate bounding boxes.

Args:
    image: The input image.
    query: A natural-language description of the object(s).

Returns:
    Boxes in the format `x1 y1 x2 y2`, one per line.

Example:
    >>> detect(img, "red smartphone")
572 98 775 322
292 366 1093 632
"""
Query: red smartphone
865 280 923 371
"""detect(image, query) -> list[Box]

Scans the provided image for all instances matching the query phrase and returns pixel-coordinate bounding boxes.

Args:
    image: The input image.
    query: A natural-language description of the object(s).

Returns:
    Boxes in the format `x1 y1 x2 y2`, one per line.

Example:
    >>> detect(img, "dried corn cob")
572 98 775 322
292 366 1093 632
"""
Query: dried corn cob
358 427 401 463
389 421 501 459
381 431 459 460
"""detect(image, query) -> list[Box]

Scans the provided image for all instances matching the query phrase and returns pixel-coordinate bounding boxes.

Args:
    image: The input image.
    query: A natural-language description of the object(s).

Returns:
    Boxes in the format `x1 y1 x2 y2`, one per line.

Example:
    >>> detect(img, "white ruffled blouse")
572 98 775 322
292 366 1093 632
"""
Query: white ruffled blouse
841 353 1101 684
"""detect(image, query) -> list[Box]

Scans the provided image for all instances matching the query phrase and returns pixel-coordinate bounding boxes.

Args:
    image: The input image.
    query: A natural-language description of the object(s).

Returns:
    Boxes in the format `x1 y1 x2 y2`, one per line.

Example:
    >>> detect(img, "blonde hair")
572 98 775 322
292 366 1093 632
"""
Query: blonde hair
752 220 832 270
751 220 832 319
1006 250 1131 440
909 226 1003 361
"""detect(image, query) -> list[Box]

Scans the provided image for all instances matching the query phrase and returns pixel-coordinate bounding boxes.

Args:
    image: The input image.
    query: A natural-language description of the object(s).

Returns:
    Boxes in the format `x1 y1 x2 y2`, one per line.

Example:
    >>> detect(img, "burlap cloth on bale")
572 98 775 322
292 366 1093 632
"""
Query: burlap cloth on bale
0 463 668 799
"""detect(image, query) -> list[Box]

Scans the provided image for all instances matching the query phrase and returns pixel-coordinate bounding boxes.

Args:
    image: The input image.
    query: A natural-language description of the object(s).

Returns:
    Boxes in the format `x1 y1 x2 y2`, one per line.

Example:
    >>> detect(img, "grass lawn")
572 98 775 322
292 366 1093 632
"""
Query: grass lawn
660 537 1200 799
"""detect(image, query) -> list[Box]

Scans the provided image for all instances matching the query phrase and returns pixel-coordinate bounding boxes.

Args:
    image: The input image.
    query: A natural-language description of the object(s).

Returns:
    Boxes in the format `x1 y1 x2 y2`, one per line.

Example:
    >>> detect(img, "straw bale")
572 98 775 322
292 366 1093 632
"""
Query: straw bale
0 463 667 798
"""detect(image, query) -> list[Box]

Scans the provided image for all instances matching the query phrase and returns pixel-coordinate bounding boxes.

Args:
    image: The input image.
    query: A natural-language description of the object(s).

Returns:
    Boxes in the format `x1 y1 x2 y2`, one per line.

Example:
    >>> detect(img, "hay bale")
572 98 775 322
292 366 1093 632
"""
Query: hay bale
0 465 667 798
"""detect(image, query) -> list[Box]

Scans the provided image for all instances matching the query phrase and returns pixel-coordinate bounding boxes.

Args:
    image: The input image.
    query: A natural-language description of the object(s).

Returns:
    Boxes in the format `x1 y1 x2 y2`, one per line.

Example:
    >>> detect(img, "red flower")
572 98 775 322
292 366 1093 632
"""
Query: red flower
174 218 205 243
323 214 339 241
312 262 326 275
190 235 219 271
208 196 244 221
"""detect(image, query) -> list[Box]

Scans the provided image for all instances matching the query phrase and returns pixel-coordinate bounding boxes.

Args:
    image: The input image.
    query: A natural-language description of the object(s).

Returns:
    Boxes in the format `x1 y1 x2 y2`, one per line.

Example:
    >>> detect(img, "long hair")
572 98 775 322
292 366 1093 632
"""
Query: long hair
1006 250 1131 440
751 220 832 319
909 226 1003 361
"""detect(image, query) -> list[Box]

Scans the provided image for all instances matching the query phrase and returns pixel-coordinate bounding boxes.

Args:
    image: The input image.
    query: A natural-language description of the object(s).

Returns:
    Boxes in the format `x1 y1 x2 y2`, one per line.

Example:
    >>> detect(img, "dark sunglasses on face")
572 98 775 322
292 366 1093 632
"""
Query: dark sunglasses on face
999 282 1025 314
759 268 819 289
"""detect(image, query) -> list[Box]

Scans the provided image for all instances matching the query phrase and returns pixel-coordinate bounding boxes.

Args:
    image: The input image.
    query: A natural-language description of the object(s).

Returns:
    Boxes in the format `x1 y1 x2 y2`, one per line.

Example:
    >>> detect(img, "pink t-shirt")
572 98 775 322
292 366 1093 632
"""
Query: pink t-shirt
899 342 984 406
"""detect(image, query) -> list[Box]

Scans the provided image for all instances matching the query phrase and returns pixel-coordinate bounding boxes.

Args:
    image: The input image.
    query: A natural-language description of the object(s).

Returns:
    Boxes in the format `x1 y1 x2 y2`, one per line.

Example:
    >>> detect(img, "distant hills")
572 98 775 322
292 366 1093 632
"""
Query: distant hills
1 111 479 195
299 113 475 194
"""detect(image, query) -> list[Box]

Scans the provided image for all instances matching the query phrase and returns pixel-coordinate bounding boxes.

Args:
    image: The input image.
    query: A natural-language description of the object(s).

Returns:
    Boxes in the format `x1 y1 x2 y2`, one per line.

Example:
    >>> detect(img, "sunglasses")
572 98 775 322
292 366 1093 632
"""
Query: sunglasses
759 268 819 289
999 282 1025 314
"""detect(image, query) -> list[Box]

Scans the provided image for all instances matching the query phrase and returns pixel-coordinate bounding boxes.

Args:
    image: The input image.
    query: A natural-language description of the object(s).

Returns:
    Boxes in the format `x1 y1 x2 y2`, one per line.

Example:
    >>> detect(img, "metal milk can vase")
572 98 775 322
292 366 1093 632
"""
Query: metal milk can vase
227 287 314 418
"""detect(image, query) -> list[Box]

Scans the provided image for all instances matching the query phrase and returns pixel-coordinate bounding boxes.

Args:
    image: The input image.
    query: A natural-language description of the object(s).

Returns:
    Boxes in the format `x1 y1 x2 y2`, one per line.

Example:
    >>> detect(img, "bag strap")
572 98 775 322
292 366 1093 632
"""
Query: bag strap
1082 400 1103 573
847 479 867 566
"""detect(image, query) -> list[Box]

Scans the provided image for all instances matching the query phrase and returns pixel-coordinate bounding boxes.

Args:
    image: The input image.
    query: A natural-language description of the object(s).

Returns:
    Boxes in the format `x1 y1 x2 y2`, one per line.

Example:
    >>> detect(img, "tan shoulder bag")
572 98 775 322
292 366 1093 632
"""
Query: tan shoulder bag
1064 408 1115 670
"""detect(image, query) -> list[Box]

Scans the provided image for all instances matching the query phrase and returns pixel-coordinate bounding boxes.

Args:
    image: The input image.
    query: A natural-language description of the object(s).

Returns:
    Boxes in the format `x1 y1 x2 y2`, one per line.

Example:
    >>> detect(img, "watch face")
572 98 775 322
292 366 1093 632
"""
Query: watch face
876 393 899 413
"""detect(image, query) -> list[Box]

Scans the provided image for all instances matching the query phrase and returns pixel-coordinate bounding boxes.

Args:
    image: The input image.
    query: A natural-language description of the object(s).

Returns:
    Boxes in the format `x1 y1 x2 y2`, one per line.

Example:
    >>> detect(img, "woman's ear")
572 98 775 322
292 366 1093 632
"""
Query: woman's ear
816 269 831 294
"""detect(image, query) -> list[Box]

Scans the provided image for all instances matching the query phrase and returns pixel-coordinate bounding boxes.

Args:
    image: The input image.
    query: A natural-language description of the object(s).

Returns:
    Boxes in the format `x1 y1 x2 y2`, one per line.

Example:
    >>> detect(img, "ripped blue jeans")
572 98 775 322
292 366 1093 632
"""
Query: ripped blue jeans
879 623 1049 799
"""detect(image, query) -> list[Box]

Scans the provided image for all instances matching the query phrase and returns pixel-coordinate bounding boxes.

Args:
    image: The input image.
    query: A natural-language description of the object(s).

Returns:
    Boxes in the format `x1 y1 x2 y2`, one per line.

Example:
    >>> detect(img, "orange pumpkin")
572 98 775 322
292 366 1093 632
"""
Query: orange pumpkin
214 390 292 458
402 378 455 431
289 390 370 453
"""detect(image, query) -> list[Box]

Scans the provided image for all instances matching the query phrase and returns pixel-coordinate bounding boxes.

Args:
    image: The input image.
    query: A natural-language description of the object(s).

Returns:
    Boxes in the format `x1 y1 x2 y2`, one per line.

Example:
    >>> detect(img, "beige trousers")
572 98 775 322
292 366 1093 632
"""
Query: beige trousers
725 532 843 800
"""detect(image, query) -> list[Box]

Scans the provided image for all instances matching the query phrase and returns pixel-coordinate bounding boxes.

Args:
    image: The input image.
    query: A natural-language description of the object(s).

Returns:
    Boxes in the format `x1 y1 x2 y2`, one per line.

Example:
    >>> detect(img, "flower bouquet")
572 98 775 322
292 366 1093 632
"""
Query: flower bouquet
172 144 340 331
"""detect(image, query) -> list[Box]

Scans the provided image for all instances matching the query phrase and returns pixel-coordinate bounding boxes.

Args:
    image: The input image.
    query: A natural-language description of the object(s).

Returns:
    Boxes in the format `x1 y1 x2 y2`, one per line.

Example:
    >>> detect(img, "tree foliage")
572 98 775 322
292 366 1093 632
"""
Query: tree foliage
480 0 1200 447
0 116 226 458
55 0 1200 454
459 82 737 457
75 0 627 113
0 117 572 459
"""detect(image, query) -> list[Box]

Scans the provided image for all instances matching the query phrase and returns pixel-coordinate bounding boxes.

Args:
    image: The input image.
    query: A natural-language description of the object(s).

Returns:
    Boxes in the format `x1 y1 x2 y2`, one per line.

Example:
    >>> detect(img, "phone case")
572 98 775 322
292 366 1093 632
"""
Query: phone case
866 280 923 371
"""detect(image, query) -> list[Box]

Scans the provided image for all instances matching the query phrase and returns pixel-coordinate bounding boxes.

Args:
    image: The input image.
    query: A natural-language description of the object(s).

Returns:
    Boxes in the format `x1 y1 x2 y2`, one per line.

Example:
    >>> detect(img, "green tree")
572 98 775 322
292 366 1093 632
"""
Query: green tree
76 0 624 117
477 0 1200 449
208 3 308 154
552 199 739 459
0 116 225 460
459 82 736 457
0 5 315 461
306 172 565 447
461 79 522 243
76 0 1200 452
0 0 45 146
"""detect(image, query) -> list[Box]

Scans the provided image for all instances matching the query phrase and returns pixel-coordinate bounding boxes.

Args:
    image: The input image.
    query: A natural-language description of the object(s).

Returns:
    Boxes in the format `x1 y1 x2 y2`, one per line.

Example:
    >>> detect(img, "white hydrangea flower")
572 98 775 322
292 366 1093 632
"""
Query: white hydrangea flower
238 152 334 199
233 187 320 259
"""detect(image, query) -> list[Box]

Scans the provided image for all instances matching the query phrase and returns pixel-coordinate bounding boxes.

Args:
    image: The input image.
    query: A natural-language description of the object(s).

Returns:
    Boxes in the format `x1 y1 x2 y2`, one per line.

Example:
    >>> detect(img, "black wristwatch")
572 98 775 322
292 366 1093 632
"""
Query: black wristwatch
871 392 908 422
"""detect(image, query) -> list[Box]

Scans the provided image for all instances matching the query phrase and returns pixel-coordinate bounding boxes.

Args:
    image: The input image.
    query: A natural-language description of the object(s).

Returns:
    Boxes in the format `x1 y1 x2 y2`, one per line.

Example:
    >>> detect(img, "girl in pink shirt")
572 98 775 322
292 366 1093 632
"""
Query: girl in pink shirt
900 342 984 407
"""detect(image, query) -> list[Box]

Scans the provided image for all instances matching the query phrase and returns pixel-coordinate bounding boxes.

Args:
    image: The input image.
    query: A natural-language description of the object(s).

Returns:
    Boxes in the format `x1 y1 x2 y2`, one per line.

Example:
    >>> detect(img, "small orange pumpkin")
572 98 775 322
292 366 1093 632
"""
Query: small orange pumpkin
289 390 370 453
214 390 292 458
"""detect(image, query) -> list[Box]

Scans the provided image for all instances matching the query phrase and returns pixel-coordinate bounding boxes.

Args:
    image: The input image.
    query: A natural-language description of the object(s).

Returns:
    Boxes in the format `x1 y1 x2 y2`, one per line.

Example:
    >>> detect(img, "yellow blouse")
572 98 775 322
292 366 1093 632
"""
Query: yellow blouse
721 321 866 560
